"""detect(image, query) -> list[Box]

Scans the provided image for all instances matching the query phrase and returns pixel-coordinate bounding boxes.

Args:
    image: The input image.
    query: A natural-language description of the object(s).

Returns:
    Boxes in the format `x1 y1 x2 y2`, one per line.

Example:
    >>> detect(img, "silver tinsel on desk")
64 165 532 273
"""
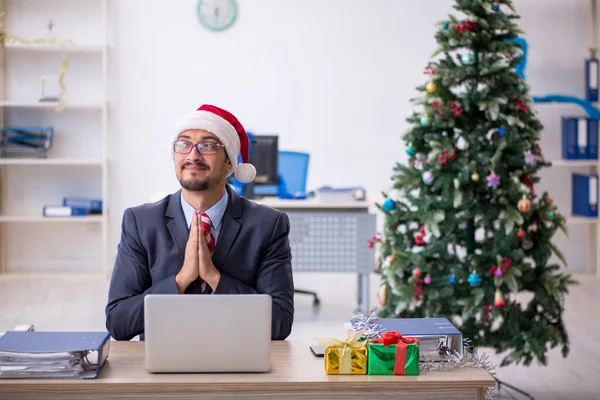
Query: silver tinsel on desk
349 311 498 400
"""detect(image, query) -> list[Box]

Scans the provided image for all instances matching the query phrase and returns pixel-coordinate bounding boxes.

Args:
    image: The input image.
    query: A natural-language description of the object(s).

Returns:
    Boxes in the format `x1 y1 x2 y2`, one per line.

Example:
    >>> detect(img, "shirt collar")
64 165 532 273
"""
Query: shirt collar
180 189 229 230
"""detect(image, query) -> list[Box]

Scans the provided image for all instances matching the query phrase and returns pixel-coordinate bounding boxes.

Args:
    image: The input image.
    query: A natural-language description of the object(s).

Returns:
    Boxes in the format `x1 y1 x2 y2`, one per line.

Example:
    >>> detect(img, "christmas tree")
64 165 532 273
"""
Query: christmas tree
374 0 578 367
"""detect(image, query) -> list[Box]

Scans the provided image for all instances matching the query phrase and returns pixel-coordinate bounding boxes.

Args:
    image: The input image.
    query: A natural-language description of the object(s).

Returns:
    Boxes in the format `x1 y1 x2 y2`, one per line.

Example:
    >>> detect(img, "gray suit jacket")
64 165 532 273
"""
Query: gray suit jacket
105 186 294 341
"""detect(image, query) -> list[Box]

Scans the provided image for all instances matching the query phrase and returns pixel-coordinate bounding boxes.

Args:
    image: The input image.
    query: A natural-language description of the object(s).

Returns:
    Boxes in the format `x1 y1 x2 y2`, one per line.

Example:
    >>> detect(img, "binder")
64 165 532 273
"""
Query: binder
0 331 110 379
572 173 599 217
350 317 464 361
562 117 597 159
62 197 103 214
586 58 599 102
588 118 599 159
43 205 88 217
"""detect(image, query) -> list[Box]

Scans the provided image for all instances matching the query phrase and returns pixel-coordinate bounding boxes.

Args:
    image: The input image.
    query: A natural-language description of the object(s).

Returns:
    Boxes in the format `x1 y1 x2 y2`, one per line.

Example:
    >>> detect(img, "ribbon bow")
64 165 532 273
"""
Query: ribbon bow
370 331 420 375
316 329 367 374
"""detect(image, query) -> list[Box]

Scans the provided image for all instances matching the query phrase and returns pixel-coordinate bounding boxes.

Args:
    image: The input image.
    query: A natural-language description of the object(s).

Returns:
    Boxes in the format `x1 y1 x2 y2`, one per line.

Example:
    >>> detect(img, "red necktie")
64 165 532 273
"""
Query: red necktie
199 213 215 293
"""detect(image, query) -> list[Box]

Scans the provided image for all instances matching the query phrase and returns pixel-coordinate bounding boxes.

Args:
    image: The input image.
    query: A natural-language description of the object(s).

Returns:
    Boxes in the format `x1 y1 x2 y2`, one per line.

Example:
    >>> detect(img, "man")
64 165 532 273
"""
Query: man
105 104 294 341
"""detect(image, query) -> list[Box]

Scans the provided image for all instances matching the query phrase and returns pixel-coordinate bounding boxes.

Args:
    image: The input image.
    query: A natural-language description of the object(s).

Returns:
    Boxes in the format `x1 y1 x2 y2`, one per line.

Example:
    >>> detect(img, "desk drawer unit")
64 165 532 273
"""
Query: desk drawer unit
285 211 376 273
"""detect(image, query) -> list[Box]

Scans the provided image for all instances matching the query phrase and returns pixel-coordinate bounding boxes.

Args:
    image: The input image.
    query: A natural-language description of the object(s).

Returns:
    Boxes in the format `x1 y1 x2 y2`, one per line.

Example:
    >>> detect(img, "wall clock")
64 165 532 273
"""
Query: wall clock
197 0 238 31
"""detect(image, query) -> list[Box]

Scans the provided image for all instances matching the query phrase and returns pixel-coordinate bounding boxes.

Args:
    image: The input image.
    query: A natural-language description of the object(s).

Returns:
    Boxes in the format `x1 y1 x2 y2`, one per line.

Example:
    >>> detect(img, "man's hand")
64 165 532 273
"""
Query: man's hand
198 211 220 290
175 212 200 293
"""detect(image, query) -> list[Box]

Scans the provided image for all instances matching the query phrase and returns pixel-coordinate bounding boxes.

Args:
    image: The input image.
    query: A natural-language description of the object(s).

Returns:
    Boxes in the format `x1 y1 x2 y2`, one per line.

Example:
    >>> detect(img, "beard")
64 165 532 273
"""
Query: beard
178 161 226 192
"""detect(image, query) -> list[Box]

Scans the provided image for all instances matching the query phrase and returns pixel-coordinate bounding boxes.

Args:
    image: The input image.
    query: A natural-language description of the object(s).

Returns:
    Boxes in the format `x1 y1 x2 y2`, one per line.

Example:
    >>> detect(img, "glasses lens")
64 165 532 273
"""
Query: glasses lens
173 141 191 153
199 143 219 155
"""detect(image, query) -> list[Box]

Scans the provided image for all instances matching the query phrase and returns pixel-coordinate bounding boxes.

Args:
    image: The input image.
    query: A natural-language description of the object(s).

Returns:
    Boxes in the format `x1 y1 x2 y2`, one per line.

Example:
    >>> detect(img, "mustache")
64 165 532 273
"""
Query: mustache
182 161 209 170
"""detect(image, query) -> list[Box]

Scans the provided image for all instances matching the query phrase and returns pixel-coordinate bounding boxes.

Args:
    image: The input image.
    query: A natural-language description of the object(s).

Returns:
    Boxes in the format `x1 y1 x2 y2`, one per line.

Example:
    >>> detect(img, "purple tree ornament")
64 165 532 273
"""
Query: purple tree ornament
486 171 500 189
524 151 537 167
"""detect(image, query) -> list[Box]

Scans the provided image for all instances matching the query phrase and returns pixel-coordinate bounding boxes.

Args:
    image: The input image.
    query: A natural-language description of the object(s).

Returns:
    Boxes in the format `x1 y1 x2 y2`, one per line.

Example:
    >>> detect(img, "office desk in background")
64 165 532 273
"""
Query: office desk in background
253 197 377 312
0 341 496 400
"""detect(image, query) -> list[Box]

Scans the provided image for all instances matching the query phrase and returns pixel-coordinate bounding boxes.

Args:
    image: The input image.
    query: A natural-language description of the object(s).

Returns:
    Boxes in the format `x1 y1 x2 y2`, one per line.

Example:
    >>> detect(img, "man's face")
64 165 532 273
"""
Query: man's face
173 129 232 192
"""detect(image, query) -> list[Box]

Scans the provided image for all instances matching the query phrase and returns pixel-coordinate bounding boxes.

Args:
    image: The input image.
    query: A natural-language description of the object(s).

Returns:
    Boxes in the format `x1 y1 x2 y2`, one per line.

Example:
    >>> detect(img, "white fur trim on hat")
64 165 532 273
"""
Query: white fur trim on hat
172 110 240 177
234 163 256 183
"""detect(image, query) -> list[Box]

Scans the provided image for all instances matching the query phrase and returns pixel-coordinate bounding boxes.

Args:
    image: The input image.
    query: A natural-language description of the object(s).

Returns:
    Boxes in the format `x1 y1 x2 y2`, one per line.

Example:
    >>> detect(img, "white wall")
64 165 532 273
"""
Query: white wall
107 0 592 272
0 0 593 273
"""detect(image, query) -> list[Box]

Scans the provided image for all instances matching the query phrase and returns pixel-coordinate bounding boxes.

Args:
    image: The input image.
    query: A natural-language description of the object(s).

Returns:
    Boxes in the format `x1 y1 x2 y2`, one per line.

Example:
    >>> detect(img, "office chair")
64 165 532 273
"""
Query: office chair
277 151 320 306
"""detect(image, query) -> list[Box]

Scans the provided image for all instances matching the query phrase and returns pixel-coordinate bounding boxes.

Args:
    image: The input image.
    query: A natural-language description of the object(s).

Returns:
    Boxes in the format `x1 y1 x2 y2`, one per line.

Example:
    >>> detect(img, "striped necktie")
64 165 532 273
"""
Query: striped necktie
199 213 215 293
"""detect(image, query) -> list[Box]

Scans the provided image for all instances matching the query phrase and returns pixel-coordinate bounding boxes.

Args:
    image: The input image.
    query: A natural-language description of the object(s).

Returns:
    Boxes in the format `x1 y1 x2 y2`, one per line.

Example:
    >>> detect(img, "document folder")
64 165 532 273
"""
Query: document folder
0 331 110 379
350 317 464 361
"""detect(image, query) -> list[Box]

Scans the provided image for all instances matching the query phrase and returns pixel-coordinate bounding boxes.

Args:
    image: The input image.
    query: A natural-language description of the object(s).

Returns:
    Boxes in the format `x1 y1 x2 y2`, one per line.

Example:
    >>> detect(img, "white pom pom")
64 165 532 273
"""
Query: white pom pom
234 163 256 183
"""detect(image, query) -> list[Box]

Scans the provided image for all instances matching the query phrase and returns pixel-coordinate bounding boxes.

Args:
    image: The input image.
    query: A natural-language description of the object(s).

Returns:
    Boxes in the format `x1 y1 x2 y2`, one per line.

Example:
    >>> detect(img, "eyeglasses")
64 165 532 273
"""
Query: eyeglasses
172 140 225 155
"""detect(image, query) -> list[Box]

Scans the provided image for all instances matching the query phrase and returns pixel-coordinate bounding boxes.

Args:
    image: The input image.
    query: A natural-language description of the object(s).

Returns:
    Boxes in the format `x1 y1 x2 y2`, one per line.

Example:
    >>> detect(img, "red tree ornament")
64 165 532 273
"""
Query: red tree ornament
518 196 531 213
494 288 505 307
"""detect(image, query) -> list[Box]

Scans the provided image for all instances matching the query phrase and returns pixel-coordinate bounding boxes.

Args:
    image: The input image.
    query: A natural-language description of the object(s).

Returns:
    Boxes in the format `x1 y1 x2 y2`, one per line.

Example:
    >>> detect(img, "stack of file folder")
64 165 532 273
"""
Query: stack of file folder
349 317 464 362
0 126 54 158
0 331 110 379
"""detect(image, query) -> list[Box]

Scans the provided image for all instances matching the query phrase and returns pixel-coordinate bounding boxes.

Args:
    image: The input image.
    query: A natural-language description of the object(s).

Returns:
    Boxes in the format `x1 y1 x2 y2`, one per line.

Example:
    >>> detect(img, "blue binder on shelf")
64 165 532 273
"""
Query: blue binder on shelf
562 117 598 159
572 173 599 217
588 118 599 159
586 58 599 102
0 331 110 379
43 205 88 217
62 197 103 214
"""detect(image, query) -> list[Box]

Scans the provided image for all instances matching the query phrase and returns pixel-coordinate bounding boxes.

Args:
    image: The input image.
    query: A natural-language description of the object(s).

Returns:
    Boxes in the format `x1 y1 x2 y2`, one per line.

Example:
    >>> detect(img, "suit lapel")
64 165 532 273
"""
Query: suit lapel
212 186 243 267
165 190 188 263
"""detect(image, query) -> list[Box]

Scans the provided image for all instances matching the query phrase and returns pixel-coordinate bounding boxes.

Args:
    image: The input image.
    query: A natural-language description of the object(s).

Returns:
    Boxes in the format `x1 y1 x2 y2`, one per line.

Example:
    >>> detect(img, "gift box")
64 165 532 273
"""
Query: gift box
368 331 420 375
317 329 368 375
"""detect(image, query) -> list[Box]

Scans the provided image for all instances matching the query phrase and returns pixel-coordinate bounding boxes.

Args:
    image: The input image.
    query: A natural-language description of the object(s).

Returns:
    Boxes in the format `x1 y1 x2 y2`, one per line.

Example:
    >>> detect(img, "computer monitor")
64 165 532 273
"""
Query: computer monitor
241 135 279 199
250 135 279 185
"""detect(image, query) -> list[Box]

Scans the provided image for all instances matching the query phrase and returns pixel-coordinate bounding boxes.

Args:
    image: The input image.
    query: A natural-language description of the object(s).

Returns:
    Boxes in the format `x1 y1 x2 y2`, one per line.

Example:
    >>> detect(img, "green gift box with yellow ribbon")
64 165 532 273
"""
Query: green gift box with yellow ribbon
367 331 420 375
317 329 368 375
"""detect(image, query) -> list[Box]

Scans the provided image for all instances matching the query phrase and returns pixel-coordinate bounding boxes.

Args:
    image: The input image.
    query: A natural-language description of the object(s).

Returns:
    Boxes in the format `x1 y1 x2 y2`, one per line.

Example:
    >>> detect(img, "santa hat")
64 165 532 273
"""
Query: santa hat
172 104 256 183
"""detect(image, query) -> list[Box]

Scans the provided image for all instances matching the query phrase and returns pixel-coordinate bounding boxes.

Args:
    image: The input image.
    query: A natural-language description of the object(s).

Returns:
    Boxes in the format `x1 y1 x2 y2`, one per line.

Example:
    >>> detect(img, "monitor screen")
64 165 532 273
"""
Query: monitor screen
250 135 278 185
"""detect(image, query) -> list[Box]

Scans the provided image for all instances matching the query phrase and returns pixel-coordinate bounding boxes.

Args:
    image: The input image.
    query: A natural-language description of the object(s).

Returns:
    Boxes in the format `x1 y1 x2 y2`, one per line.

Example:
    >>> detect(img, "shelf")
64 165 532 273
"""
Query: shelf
0 101 104 110
0 158 103 166
0 272 105 280
566 215 597 224
2 43 105 54
0 215 104 223
550 159 598 167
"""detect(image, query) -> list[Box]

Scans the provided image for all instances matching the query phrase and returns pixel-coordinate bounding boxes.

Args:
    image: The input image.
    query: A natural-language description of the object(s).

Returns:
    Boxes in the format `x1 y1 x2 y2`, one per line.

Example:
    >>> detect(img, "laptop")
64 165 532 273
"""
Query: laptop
144 294 272 373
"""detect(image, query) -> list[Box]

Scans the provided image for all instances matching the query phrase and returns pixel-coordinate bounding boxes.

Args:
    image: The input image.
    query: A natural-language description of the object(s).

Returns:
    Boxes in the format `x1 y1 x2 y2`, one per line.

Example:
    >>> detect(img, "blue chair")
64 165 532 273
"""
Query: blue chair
253 151 310 199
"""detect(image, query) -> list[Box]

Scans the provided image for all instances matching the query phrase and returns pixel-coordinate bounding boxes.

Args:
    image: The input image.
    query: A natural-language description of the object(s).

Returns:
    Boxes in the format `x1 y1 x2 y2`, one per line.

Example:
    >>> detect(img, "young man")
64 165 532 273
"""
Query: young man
105 104 294 341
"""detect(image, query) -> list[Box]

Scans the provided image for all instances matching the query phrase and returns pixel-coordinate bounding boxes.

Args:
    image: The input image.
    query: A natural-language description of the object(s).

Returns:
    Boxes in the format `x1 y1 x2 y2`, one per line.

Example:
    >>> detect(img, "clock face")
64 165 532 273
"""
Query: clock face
197 0 237 31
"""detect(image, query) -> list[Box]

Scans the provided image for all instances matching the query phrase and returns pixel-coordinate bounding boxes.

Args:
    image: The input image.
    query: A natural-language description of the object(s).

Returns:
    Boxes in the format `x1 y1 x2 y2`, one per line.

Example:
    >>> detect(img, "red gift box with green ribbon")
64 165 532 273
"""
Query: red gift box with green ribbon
367 331 420 375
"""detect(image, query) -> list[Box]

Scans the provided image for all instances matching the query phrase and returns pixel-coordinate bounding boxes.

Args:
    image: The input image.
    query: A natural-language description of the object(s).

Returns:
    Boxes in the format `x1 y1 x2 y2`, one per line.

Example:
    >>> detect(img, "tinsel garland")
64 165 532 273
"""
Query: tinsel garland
0 0 70 111
350 310 498 400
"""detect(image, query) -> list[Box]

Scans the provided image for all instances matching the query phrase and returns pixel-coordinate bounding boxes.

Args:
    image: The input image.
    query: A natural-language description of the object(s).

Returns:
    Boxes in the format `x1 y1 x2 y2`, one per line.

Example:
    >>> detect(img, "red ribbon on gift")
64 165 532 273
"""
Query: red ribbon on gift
370 331 420 375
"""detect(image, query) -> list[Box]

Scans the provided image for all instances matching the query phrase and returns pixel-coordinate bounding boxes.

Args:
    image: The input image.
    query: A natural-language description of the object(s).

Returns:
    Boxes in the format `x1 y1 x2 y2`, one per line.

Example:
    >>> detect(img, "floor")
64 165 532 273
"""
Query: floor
0 271 599 400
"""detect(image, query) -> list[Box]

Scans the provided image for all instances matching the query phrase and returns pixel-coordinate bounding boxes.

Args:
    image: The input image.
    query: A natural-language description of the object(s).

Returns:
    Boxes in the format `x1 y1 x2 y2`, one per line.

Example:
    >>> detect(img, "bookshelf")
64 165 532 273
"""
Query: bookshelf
535 0 600 279
0 0 109 276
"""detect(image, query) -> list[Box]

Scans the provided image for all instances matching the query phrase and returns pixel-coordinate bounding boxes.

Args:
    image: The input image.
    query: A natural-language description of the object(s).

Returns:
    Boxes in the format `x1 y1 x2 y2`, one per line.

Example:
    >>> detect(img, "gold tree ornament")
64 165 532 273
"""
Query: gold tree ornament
378 285 387 307
425 81 437 94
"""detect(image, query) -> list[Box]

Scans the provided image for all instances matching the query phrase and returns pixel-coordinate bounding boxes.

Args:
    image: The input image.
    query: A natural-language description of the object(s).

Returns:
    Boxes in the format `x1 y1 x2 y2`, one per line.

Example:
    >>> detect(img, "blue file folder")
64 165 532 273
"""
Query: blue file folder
0 331 110 379
588 119 599 159
62 197 103 214
562 117 598 159
43 206 88 217
586 58 599 102
572 173 599 217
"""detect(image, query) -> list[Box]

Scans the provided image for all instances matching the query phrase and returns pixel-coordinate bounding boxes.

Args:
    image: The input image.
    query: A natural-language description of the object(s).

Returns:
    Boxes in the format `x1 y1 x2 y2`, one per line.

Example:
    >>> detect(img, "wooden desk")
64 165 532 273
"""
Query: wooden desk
0 341 496 400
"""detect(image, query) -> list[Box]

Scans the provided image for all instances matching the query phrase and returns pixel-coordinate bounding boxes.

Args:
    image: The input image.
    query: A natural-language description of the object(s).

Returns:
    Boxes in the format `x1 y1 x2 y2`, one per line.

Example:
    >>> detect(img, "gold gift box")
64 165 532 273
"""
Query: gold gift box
324 346 368 375
317 329 368 375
